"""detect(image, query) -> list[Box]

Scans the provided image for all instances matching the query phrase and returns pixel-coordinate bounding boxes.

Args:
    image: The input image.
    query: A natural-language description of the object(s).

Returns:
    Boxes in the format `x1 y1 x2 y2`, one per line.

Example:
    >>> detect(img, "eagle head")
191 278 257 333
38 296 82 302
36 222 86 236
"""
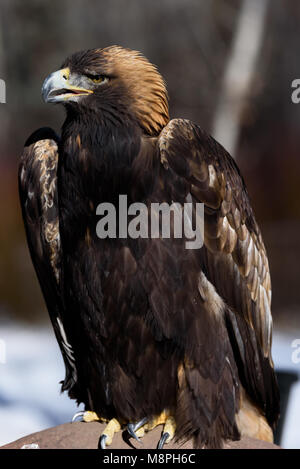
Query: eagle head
42 46 169 135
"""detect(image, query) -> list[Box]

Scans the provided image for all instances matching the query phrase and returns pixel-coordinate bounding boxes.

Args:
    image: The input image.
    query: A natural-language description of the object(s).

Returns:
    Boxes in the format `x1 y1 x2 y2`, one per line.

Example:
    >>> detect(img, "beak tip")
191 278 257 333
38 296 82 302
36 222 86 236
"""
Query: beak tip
41 74 52 103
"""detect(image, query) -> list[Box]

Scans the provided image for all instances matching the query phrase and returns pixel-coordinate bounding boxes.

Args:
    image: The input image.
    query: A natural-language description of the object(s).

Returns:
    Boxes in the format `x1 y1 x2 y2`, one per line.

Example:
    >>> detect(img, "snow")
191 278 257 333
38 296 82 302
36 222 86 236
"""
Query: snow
0 324 81 447
0 323 299 448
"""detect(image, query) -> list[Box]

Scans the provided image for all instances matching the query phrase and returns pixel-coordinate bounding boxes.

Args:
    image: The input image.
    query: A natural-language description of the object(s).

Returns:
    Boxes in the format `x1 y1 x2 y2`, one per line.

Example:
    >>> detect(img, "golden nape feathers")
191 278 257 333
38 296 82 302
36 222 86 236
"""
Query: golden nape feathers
101 46 169 135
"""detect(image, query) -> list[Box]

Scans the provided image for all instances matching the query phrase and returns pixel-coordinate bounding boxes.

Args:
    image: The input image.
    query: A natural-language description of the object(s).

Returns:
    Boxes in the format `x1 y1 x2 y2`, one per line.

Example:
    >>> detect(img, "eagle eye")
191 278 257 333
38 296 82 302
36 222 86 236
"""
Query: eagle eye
85 73 107 84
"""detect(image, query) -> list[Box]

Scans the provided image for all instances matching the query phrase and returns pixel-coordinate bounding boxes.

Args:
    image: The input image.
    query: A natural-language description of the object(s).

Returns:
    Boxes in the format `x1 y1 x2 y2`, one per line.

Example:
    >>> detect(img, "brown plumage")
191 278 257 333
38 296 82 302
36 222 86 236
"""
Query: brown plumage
19 46 279 448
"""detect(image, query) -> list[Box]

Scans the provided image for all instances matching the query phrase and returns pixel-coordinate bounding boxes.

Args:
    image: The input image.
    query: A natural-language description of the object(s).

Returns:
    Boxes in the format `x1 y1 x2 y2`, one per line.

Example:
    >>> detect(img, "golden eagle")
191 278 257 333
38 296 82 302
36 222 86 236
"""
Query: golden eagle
19 46 279 449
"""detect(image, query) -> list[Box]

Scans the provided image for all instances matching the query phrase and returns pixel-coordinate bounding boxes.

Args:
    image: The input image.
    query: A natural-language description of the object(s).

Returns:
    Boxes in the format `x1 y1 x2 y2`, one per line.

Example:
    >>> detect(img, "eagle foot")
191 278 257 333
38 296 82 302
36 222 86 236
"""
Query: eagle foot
100 418 122 449
72 410 105 423
157 416 176 449
71 411 122 449
127 417 148 443
72 410 176 449
127 412 176 449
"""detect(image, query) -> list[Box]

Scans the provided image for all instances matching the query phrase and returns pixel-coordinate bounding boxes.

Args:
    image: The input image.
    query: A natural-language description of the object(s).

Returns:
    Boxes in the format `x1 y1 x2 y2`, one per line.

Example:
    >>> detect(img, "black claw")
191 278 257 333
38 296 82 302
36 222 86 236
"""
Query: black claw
127 423 141 442
158 432 169 449
71 411 85 423
100 434 107 449
127 417 148 443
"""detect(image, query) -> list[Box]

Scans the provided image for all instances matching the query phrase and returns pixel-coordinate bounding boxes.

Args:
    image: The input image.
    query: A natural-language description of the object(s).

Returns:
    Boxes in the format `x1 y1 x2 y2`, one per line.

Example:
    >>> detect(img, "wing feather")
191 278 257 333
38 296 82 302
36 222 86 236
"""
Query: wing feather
158 118 279 426
19 128 77 393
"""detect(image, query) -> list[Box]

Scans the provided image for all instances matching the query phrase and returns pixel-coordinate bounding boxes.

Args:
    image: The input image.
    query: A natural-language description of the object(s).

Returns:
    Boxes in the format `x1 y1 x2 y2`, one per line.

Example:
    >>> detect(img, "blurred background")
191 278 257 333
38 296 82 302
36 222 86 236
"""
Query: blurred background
0 0 299 448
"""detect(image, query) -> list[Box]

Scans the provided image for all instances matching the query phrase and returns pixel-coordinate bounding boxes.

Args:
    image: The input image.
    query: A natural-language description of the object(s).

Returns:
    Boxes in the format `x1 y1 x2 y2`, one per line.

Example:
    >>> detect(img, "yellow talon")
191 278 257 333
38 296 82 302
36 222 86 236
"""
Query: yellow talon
132 410 176 447
101 418 122 447
163 416 176 444
73 411 121 448
145 410 170 431
72 410 107 423
82 411 103 422
145 411 176 447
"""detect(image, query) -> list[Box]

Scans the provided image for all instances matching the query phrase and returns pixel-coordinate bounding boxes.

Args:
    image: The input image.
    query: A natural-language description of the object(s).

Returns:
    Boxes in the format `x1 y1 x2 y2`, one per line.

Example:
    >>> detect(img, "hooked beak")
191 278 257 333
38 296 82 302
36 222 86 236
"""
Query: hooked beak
42 67 93 103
